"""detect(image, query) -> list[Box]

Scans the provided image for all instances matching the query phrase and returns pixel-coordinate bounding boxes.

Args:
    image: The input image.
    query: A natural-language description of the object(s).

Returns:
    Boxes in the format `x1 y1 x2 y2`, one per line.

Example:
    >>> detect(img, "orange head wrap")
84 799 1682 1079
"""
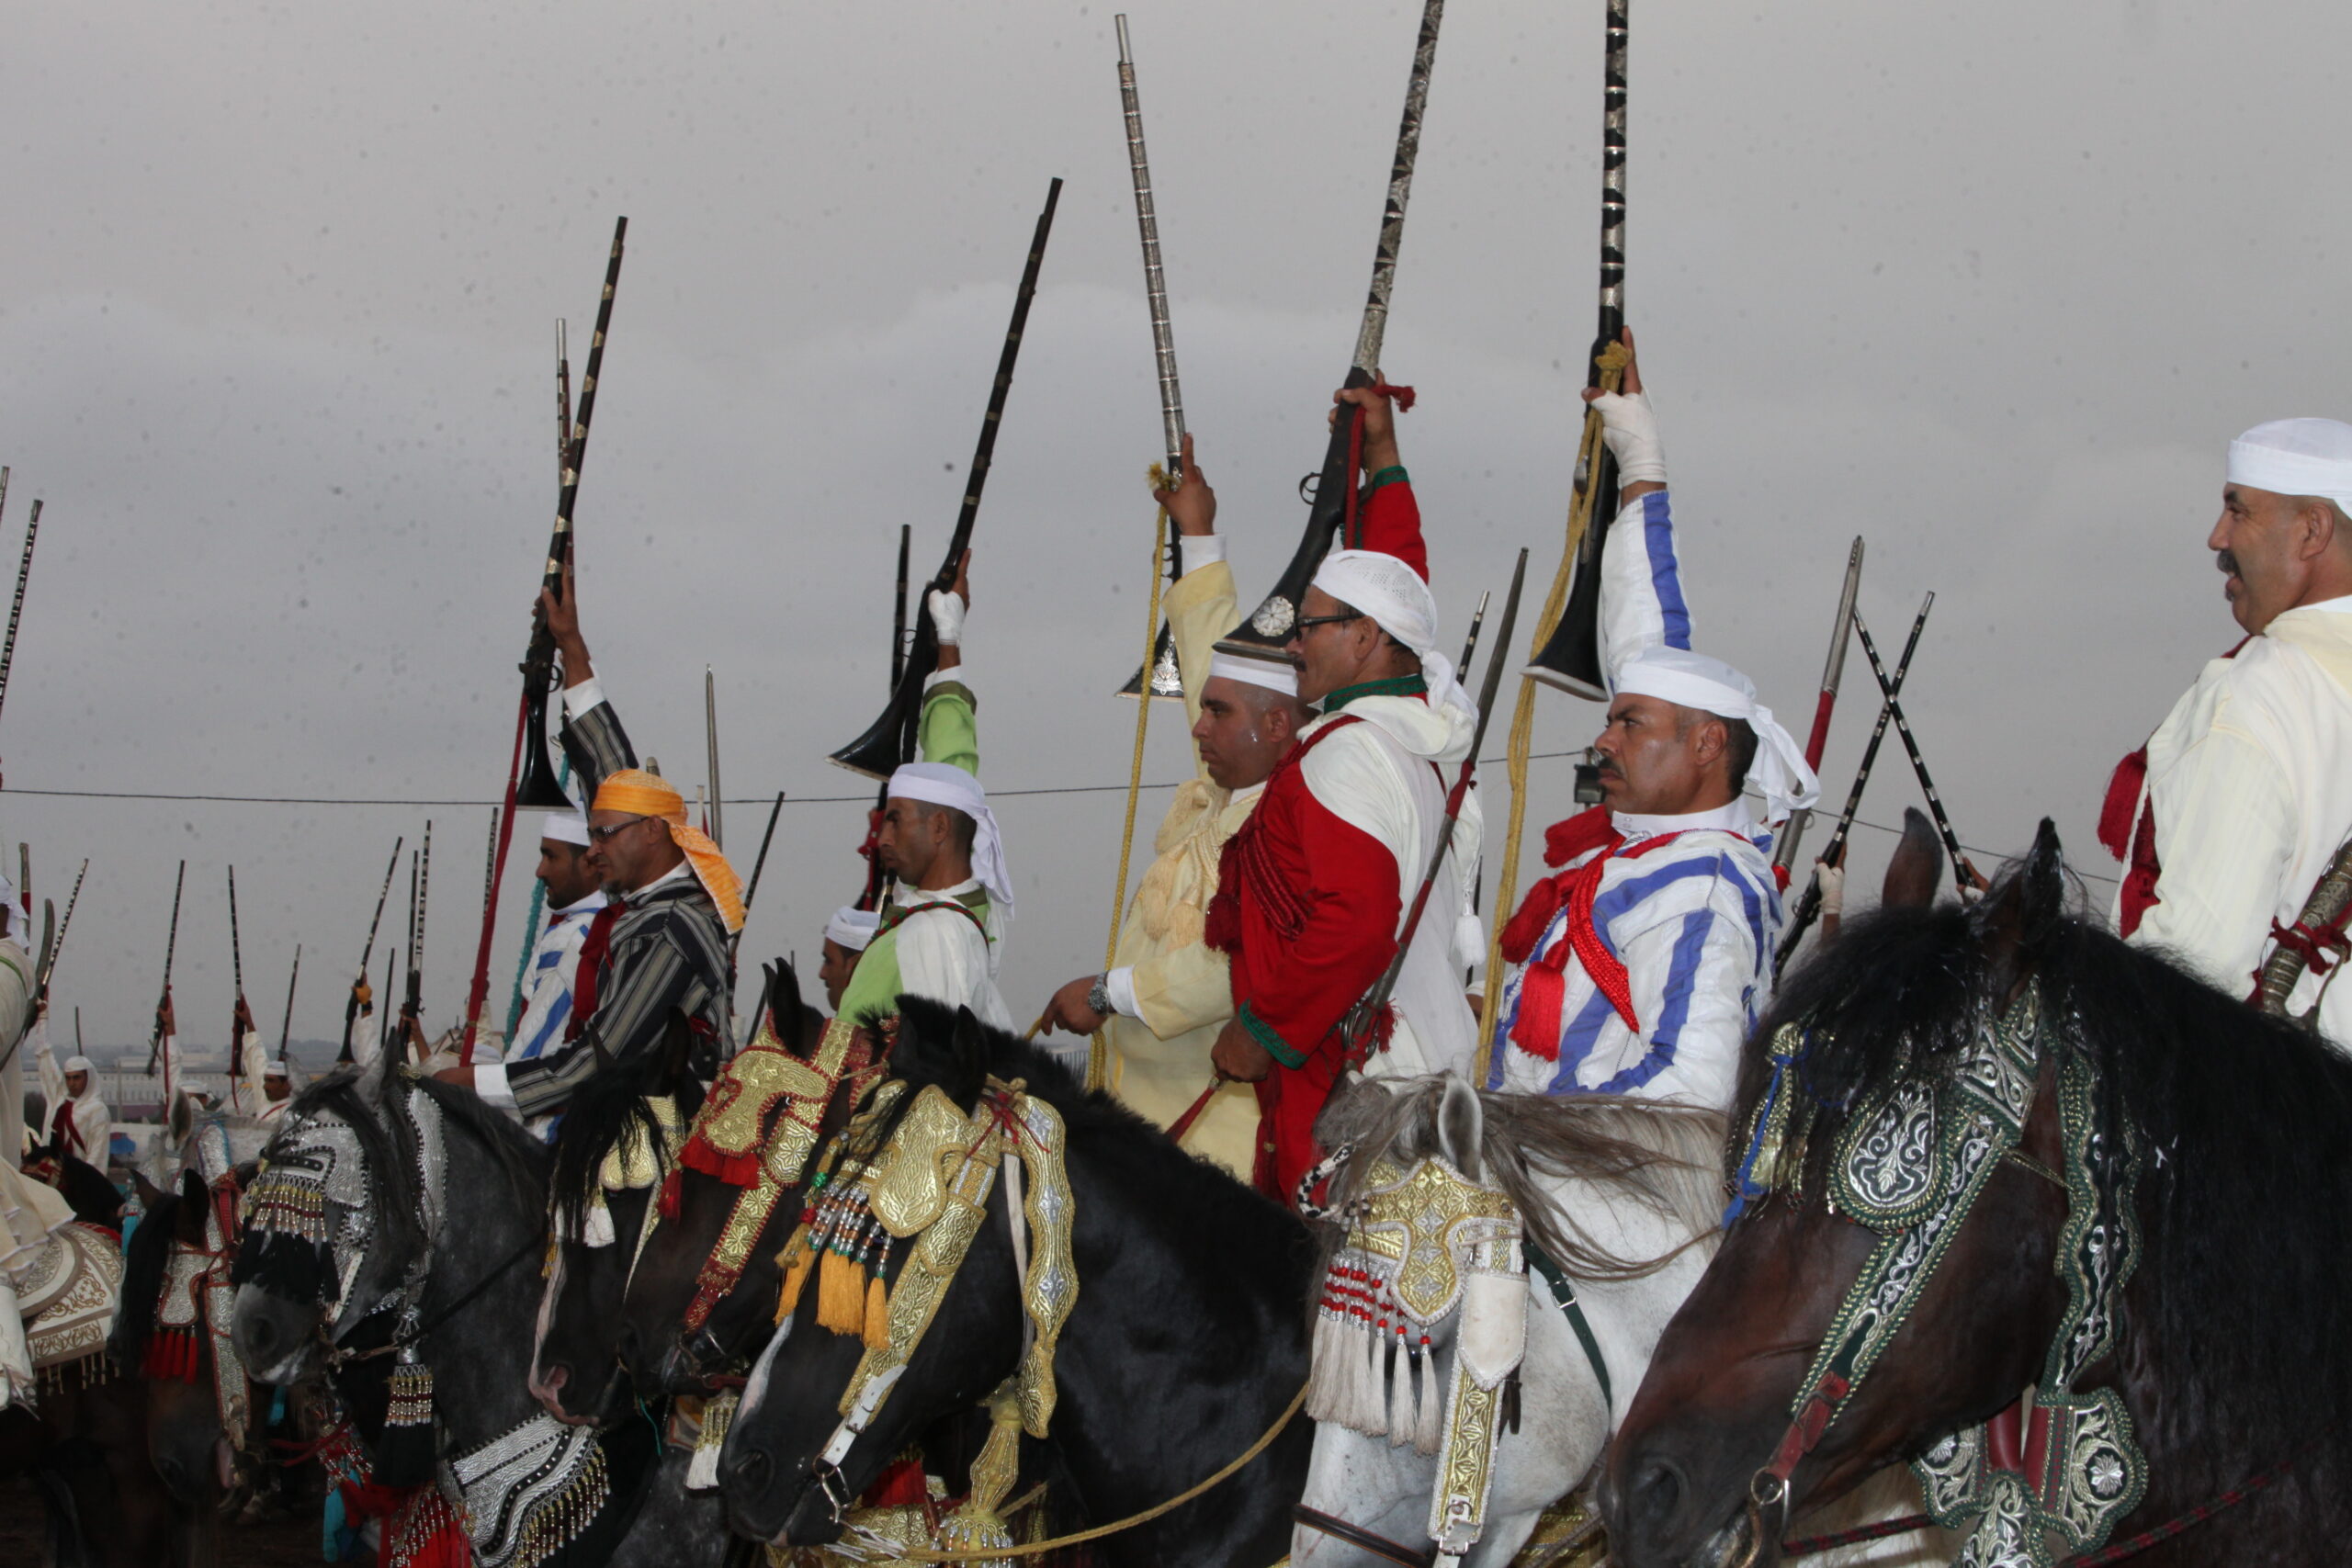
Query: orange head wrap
592 769 746 933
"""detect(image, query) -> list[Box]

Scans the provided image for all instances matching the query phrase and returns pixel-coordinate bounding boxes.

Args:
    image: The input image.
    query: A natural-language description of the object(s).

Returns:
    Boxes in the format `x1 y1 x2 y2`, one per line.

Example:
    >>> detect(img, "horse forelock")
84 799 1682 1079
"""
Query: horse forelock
1757 884 2352 1489
1317 1075 1725 1284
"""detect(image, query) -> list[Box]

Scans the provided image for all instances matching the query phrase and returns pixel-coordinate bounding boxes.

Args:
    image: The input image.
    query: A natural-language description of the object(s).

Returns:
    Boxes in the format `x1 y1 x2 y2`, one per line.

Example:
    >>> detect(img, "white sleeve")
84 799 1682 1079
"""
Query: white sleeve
1598 490 1695 692
239 1031 267 1111
1103 966 1142 1019
475 1062 517 1111
561 677 607 721
1176 533 1227 571
2133 722 2296 998
30 1017 62 1114
896 908 1013 1031
351 1012 381 1071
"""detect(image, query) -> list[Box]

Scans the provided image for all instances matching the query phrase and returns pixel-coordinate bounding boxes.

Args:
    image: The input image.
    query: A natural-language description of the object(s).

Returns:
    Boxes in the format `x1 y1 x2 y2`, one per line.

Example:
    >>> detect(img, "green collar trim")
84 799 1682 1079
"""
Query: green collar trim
1321 672 1427 713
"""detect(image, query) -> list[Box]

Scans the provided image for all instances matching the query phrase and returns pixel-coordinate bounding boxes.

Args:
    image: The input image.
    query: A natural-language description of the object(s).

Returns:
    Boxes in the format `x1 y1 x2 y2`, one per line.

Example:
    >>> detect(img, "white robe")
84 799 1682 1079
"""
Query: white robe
32 1018 111 1168
2119 596 2352 1042
511 891 607 1063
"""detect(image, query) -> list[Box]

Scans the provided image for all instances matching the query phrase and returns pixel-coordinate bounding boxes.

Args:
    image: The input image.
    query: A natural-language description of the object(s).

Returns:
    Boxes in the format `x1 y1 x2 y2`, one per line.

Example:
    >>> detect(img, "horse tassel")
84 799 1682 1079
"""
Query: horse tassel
863 1273 892 1351
775 1233 817 1325
1387 1332 1414 1445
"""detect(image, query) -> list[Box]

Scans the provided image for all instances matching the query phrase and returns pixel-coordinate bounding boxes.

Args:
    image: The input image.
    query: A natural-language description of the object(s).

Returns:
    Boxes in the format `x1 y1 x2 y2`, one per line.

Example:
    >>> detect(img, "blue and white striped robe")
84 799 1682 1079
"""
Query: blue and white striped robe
510 892 607 1064
1485 488 1786 1109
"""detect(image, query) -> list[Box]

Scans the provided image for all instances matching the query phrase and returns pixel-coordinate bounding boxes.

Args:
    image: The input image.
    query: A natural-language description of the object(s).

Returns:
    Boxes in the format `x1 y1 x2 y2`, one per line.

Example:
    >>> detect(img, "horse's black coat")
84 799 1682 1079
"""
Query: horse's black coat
1750 829 2352 1544
109 1175 190 1372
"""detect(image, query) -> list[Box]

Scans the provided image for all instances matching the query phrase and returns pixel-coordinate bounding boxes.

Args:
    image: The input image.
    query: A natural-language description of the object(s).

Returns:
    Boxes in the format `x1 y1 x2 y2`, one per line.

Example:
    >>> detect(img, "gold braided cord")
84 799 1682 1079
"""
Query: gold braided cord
874 1382 1308 1562
1477 343 1631 1049
1091 488 1173 1092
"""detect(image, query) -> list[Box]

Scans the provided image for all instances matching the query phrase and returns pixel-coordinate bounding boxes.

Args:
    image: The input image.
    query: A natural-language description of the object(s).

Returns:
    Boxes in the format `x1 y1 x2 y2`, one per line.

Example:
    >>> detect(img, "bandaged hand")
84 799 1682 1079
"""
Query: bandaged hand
1588 389 1668 487
1815 859 1846 923
926 587 967 649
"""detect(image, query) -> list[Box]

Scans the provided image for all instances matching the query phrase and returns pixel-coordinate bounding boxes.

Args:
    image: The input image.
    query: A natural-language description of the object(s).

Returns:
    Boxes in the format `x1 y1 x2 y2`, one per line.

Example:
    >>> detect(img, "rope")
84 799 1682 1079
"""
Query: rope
1091 490 1173 1093
1479 342 1630 1049
1781 1514 1932 1557
871 1381 1307 1562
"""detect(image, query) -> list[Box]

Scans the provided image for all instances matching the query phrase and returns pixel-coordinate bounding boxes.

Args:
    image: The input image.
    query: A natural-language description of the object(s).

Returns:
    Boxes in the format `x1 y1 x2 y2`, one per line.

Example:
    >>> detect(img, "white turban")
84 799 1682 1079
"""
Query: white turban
540 811 592 847
62 1055 95 1076
1206 650 1299 698
1309 548 1474 723
885 761 1015 927
824 906 881 953
1615 645 1821 826
264 1059 291 1079
2227 418 2352 508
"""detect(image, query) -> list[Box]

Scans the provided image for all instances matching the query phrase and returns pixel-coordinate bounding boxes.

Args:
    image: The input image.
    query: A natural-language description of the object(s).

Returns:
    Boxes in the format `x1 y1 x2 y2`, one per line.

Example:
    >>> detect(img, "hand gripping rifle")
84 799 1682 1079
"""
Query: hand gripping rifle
1216 0 1447 663
1111 13 1189 703
831 177 1064 779
1774 537 1865 874
144 860 186 1077
1773 594 1934 982
1341 551 1528 1059
1524 0 1633 697
340 836 403 1064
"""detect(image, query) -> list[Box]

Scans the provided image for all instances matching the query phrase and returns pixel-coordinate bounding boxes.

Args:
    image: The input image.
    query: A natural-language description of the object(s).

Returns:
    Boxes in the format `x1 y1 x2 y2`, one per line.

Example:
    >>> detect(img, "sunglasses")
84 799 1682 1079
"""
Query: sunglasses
1290 612 1364 635
586 816 651 843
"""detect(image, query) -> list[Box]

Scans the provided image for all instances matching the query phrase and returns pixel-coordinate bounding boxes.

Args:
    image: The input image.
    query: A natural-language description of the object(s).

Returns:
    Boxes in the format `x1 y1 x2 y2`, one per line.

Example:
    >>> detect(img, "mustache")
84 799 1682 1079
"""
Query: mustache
2218 549 2240 578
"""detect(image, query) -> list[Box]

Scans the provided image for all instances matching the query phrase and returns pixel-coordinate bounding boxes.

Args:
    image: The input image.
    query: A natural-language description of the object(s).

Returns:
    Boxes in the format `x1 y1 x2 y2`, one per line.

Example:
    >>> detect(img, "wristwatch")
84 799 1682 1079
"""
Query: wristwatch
1086 974 1113 1019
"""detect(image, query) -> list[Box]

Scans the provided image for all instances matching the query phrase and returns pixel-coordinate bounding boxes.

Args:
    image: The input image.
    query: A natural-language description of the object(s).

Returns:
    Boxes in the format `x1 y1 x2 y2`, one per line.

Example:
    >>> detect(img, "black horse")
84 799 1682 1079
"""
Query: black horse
227 1050 733 1565
719 996 1316 1566
114 1168 236 1535
1603 822 2352 1566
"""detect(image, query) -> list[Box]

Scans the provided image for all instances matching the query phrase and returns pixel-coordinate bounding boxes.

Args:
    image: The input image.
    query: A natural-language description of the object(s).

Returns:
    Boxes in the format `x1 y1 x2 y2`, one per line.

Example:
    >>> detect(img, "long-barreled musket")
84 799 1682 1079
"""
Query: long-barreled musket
30 857 85 1021
1480 0 1632 1047
831 178 1064 779
403 825 433 1037
729 790 788 970
227 865 247 1104
1216 0 1446 664
341 835 403 1064
278 943 301 1063
144 860 187 1077
1526 0 1633 697
1112 13 1188 703
0 491 41 787
1775 537 1866 874
1347 551 1529 1055
1852 611 1973 892
889 525 911 691
705 667 724 851
556 320 572 485
2256 839 2352 1021
1774 594 1935 982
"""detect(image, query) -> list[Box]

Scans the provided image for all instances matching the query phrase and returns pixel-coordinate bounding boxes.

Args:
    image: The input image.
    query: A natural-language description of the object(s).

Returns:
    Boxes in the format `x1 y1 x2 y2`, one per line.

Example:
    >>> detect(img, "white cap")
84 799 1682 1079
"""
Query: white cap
541 812 592 847
1206 650 1300 698
264 1059 291 1078
884 761 1014 928
1309 548 1474 724
62 1055 95 1076
1615 644 1821 825
825 906 881 953
2227 418 2352 508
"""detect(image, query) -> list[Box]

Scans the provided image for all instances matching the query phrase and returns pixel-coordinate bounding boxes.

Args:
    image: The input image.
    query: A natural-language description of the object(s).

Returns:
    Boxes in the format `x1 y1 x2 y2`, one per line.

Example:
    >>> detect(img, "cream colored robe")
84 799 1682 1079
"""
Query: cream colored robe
1102 552 1262 1177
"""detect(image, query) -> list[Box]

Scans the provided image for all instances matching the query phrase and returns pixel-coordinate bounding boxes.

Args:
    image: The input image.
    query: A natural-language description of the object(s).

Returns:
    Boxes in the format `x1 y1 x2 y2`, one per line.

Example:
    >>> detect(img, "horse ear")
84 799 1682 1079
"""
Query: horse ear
1971 818 2069 990
176 1170 210 1244
1881 807 1942 909
167 1089 196 1145
130 1169 170 1213
1436 1074 1485 1183
950 1006 992 1100
768 962 809 1056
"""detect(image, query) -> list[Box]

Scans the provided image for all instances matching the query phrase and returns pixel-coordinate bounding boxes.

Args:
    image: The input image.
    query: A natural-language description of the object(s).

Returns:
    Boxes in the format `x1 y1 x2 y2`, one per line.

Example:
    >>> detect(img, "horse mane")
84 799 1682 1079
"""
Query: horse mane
1315 1075 1725 1282
879 997 1311 1326
548 1028 696 1230
110 1183 180 1371
1754 880 2352 1467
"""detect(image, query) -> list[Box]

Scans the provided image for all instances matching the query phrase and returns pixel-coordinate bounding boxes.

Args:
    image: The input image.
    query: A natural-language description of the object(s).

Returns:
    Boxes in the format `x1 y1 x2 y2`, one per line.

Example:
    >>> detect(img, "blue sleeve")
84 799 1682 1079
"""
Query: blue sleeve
1599 490 1694 694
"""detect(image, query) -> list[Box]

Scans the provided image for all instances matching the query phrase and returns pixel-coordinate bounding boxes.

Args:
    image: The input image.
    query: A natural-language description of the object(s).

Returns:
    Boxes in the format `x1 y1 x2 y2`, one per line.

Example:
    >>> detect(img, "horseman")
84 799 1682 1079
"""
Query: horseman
2103 417 2352 1035
1204 382 1487 1205
832 553 1015 1032
1039 434 1310 1177
435 563 741 1116
31 1008 112 1169
815 906 878 1011
1486 335 1816 1111
504 810 610 1076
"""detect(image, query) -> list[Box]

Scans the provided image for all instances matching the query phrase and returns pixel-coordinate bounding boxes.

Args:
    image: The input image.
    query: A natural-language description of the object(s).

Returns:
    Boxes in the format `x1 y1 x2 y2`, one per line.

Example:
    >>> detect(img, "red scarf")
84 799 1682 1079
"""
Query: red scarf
2101 637 2250 938
1497 807 1701 1059
562 899 628 1044
49 1100 85 1160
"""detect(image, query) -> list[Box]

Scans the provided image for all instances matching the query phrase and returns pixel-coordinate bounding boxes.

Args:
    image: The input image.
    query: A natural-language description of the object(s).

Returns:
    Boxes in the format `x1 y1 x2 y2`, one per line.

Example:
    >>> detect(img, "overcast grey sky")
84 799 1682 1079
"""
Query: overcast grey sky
2 1 2341 1055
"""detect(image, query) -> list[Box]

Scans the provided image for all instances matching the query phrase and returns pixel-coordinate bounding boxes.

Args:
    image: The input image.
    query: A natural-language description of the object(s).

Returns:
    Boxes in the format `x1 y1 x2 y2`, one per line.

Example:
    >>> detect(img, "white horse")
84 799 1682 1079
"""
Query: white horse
1291 1074 1944 1568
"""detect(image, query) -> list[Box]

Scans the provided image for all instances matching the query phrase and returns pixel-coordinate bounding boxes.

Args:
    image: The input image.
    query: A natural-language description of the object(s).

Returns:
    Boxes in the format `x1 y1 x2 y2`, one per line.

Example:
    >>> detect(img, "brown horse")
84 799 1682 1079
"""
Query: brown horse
1600 822 2352 1566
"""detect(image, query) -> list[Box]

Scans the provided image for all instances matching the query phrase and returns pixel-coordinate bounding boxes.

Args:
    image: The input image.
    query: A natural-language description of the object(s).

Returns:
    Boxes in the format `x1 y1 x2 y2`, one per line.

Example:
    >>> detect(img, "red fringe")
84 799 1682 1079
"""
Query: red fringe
863 1455 930 1510
141 1327 201 1383
680 1137 761 1189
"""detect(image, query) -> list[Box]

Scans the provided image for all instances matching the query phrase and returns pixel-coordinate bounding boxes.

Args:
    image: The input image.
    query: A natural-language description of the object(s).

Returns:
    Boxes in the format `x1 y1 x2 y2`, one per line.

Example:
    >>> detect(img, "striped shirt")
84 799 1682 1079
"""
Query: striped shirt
511 891 608 1062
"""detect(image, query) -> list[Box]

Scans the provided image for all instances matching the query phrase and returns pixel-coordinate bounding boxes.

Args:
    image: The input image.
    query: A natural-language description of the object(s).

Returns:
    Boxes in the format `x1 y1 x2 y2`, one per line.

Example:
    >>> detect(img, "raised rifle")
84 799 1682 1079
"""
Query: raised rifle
1525 0 1634 696
1111 13 1189 703
1345 550 1528 1055
227 865 247 1104
1216 0 1446 663
1773 594 1935 982
340 835 403 1064
705 667 724 850
144 861 187 1077
831 178 1065 779
278 943 301 1063
730 790 788 968
403 825 432 1039
889 525 911 690
1774 537 1865 873
26 857 85 1033
0 488 41 787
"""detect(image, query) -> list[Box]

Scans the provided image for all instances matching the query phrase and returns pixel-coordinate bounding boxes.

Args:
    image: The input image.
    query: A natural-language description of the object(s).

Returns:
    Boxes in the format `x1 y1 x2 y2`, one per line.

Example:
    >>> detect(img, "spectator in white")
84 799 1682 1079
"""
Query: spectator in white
817 906 880 1012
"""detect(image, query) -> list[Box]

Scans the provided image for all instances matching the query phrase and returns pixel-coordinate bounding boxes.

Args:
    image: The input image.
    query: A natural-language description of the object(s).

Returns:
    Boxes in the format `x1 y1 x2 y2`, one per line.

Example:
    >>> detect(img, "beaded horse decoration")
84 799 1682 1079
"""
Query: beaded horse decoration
1306 1142 1529 1565
1733 987 2148 1568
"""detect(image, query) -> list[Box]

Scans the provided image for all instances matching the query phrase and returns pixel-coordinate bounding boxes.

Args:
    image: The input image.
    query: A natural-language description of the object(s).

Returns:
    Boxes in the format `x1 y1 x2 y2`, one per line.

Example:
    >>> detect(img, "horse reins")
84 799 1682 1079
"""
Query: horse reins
324 1228 541 1366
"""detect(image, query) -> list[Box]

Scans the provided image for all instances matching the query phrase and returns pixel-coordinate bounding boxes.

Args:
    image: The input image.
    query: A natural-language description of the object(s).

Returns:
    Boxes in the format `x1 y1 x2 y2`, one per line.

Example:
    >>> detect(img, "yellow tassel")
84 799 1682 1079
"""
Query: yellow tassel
817 1246 850 1333
862 1274 891 1351
775 1239 817 1325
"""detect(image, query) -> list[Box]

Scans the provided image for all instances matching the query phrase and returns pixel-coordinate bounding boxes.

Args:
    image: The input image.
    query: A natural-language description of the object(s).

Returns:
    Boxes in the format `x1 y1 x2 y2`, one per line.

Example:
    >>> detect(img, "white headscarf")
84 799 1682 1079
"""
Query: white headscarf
824 906 881 953
1309 548 1474 724
62 1055 95 1077
885 762 1014 927
2227 418 2352 507
1206 650 1299 698
1615 645 1821 825
540 811 592 847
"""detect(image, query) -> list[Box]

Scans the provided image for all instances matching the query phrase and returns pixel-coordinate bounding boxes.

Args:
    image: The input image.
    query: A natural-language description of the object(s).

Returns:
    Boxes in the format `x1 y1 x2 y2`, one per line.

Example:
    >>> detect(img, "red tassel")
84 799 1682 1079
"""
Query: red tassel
680 1136 762 1188
1500 876 1568 965
2097 749 2147 863
658 1168 684 1221
141 1327 200 1383
1541 806 1620 868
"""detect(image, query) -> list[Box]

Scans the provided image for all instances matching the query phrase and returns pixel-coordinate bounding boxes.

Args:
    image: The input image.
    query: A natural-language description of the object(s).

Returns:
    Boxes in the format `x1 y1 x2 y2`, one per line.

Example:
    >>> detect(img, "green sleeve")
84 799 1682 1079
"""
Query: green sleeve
835 927 904 1029
919 680 980 778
